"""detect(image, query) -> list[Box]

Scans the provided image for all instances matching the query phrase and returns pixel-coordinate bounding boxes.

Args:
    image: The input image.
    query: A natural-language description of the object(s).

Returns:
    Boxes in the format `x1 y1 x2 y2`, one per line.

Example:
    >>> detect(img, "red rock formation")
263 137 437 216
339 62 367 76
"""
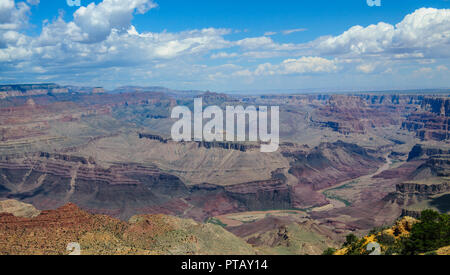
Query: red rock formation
302 94 422 135
402 97 450 141
286 141 383 191
0 203 129 254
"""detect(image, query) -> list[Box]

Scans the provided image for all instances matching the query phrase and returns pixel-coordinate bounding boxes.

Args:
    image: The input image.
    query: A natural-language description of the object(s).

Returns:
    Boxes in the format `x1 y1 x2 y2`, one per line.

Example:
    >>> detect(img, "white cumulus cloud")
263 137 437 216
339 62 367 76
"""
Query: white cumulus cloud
314 8 450 59
252 57 338 76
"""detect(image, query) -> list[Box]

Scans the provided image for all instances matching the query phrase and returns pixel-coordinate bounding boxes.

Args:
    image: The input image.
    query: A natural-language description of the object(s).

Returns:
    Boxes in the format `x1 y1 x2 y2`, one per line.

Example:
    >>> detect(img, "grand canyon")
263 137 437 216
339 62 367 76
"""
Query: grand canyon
1 0 450 257
0 84 449 255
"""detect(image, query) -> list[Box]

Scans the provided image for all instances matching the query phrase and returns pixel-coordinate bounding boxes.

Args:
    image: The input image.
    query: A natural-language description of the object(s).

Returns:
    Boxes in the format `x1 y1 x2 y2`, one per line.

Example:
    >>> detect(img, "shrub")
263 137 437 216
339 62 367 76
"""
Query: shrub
322 248 336 255
343 234 358 247
376 232 396 246
401 210 450 255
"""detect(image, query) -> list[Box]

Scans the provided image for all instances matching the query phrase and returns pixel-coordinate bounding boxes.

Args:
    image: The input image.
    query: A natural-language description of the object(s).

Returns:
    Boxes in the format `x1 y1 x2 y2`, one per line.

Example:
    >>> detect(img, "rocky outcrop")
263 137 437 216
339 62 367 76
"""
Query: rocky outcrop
411 155 450 179
0 199 41 218
400 209 422 219
38 152 96 164
0 202 256 255
227 215 339 255
282 141 384 209
396 182 450 196
224 179 292 211
388 149 450 211
181 172 293 219
390 180 450 209
407 144 450 161
422 97 450 116
402 114 449 141
402 97 450 141
405 145 450 179
286 141 382 191
312 95 421 135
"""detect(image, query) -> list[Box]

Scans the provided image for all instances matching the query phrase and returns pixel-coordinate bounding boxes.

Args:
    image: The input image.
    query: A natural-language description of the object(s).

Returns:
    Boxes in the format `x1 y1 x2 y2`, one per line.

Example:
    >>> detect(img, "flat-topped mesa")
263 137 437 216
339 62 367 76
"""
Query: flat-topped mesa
138 132 259 152
389 180 450 210
38 152 96 165
407 144 450 161
0 83 68 98
425 156 450 177
196 141 259 152
65 86 105 94
409 153 450 179
388 150 450 210
0 152 95 164
0 84 108 99
396 182 450 196
138 133 169 143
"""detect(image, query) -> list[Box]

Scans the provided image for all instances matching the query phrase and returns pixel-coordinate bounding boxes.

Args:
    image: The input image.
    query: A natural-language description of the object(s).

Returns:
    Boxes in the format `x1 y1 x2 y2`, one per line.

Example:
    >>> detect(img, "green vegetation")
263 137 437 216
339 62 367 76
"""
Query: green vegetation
326 210 450 255
206 217 227 228
322 248 336 255
343 234 358 246
330 181 358 191
323 192 352 207
322 182 356 207
368 225 390 236
401 210 450 255
341 234 371 255
377 232 396 246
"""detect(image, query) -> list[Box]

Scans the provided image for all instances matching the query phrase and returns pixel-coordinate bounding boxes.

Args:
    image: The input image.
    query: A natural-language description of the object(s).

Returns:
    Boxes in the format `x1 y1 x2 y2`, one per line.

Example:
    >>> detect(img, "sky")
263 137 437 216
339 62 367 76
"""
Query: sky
0 0 449 92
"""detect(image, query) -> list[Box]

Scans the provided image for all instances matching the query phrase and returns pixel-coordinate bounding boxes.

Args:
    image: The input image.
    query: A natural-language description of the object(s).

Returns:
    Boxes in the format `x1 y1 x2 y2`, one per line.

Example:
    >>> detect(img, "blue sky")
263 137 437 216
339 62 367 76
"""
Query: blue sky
1 0 450 92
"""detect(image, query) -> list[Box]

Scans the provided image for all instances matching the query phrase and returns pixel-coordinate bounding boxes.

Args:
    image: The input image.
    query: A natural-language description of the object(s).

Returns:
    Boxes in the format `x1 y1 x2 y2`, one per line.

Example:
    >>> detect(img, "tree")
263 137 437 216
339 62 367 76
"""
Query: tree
377 232 396 246
401 210 450 255
343 234 358 247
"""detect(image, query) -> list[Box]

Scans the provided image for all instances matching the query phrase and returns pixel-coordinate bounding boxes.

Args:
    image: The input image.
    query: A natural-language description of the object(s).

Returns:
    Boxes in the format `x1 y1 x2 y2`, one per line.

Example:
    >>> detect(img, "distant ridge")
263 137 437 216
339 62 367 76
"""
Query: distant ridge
225 88 450 96
0 83 105 98
0 83 60 92
110 85 206 98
